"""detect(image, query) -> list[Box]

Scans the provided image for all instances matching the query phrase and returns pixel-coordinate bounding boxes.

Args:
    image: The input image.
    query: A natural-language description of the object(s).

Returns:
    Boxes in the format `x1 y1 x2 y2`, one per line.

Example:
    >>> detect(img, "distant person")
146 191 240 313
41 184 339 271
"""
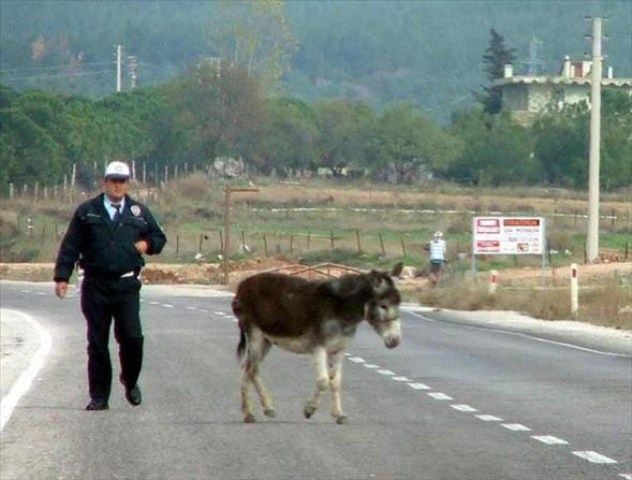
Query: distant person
54 161 167 411
426 231 447 286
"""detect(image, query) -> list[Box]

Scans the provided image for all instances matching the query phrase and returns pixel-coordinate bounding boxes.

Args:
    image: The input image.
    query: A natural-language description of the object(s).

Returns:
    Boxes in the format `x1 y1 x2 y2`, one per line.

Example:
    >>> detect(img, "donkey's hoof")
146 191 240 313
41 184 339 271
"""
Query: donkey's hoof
243 414 256 423
304 404 317 419
264 408 276 418
336 415 348 425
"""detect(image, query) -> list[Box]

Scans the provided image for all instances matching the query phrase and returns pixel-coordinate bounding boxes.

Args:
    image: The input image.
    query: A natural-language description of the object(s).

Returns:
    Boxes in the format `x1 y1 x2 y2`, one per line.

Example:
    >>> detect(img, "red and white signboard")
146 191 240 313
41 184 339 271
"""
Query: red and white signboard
473 217 545 255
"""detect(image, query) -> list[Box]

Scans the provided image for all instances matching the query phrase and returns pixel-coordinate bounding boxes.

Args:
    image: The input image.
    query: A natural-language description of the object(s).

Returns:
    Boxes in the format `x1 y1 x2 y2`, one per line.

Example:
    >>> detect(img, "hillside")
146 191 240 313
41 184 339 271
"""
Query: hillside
1 0 630 122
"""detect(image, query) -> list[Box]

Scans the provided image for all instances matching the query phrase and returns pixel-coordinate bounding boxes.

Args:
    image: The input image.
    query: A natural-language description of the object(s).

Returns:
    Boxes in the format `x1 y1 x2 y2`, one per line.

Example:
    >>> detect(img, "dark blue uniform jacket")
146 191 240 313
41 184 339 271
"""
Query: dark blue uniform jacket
54 193 167 282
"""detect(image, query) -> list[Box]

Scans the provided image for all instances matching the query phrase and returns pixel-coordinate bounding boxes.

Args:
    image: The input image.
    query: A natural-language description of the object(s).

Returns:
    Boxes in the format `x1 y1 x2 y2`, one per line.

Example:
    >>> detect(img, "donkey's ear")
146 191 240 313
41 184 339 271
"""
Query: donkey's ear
391 262 404 278
369 271 392 294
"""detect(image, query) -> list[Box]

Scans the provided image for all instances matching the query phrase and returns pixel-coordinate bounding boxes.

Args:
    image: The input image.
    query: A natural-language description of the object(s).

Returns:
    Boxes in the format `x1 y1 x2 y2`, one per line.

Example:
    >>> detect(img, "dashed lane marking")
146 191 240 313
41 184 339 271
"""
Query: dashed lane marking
502 423 532 432
476 414 503 422
407 382 431 390
377 369 395 376
427 392 453 401
531 435 568 445
572 451 618 464
451 404 478 412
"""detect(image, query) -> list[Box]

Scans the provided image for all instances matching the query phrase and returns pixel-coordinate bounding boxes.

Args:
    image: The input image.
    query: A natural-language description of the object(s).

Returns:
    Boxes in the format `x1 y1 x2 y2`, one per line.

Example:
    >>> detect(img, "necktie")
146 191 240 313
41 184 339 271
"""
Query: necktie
111 203 122 223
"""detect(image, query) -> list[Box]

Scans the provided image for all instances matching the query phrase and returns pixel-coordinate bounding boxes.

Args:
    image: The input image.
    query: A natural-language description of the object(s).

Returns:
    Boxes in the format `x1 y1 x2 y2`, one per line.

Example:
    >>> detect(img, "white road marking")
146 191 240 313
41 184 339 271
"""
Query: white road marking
476 414 503 421
213 311 225 315
531 435 568 445
377 369 395 376
572 451 618 464
502 423 532 431
161 304 174 308
392 376 412 382
618 474 632 480
0 309 52 432
149 301 161 305
405 309 631 358
348 357 365 363
186 306 198 311
427 392 453 400
364 364 380 369
451 404 478 412
407 382 431 390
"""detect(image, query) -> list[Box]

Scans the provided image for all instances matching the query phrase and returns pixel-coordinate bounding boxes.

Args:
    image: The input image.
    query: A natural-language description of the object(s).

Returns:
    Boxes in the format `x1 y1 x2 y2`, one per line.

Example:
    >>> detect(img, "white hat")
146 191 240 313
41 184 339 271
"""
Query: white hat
104 161 130 180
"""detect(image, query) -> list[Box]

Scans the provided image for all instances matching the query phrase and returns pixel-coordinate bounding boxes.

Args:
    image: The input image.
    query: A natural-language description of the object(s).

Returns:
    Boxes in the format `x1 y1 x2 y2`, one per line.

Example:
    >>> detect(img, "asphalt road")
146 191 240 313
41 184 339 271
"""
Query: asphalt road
1 280 630 480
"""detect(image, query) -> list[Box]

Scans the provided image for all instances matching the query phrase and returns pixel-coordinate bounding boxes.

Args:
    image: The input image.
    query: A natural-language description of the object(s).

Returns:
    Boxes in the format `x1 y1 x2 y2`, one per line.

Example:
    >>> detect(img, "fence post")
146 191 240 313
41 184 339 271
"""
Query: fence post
330 231 334 250
263 233 268 257
379 234 385 256
400 235 406 256
355 229 362 253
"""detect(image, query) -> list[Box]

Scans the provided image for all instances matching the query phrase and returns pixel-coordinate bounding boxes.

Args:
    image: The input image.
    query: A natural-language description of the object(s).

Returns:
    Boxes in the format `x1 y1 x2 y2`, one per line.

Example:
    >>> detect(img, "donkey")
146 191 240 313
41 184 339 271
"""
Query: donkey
232 265 402 424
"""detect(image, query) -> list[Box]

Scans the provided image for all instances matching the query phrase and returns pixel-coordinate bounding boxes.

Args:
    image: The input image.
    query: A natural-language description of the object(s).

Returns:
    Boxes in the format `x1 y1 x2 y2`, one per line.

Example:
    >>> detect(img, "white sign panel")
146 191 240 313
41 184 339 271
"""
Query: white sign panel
473 217 545 255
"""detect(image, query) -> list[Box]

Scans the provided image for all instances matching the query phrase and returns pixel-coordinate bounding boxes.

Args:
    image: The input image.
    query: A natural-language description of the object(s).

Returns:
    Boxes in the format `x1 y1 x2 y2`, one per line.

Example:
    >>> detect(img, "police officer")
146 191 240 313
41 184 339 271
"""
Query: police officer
54 161 167 411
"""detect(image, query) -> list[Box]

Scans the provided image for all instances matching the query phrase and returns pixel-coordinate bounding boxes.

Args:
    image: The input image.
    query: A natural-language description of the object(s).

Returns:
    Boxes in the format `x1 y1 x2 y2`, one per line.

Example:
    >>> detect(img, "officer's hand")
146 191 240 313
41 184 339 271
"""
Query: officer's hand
55 281 69 299
135 240 149 254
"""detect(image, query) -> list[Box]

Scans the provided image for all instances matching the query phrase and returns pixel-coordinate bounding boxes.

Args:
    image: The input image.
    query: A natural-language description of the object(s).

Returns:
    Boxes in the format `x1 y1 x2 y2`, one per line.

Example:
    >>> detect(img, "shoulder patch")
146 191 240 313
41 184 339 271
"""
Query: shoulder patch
131 205 142 217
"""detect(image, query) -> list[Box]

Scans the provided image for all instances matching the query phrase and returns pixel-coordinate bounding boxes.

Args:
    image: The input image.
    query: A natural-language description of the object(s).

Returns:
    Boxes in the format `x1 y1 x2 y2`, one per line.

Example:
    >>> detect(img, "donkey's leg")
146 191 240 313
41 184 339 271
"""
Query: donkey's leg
246 329 275 419
240 361 257 423
327 351 348 424
251 338 275 418
304 346 328 419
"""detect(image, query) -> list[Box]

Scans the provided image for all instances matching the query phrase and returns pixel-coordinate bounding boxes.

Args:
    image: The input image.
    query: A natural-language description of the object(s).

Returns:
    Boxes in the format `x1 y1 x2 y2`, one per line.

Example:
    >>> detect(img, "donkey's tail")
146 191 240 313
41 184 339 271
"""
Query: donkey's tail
236 323 247 361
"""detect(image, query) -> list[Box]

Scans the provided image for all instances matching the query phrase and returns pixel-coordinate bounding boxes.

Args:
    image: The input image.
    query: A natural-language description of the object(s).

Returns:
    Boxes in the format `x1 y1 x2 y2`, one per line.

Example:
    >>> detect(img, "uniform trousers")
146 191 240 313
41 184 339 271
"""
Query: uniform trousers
80 275 144 402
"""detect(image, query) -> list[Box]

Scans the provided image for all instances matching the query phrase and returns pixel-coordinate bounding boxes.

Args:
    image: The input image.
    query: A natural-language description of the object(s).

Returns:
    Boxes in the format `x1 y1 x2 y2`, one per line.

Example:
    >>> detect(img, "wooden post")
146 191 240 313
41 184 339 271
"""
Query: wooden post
379 234 385 256
263 233 268 256
400 235 406 256
330 231 334 249
355 229 362 253
223 187 232 284
223 187 259 284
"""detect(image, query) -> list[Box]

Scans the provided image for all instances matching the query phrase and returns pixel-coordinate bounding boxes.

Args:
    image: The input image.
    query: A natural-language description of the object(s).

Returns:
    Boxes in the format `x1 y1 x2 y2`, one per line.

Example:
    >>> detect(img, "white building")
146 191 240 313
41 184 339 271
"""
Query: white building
495 56 632 123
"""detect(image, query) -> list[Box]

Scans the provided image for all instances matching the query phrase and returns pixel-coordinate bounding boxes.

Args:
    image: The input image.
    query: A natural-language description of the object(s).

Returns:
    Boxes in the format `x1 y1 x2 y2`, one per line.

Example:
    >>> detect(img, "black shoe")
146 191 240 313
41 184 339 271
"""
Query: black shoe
86 399 109 411
125 384 142 406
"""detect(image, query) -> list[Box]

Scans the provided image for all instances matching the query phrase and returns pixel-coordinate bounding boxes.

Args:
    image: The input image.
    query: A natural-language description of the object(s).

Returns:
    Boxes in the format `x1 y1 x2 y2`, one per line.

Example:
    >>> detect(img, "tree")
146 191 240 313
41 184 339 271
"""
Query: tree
312 99 375 177
477 29 516 114
448 108 535 186
160 61 265 168
532 103 589 188
256 97 318 176
366 103 457 184
208 0 298 94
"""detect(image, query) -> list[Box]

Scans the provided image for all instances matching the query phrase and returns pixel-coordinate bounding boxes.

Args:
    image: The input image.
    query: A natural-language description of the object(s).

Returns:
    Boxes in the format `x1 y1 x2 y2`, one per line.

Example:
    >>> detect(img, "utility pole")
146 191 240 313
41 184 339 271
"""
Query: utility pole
128 55 138 90
115 44 123 92
586 17 603 263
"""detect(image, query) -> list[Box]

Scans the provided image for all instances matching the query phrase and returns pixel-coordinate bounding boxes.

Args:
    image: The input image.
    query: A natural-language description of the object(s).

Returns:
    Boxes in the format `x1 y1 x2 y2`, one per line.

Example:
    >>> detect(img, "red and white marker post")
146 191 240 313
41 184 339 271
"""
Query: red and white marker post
570 263 579 318
489 270 499 294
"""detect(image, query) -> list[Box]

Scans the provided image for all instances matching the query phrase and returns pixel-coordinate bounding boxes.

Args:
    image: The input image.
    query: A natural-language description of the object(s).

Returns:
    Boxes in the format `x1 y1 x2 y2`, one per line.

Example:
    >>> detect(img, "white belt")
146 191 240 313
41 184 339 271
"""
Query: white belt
120 271 135 278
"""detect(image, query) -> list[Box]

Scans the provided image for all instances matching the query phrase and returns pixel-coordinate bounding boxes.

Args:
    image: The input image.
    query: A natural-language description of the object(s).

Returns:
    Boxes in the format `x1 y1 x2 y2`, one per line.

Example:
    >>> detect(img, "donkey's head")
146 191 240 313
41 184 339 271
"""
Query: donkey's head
364 267 402 349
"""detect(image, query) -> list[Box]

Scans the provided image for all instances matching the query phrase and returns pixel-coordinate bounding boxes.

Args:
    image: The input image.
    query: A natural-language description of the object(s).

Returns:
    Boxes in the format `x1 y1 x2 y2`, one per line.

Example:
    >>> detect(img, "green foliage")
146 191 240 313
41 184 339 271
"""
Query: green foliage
312 99 375 177
477 29 517 114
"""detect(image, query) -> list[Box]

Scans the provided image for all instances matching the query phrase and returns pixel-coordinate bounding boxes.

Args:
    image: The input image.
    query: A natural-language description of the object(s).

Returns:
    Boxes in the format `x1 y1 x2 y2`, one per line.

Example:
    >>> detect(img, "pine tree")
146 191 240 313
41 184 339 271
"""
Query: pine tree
477 29 517 114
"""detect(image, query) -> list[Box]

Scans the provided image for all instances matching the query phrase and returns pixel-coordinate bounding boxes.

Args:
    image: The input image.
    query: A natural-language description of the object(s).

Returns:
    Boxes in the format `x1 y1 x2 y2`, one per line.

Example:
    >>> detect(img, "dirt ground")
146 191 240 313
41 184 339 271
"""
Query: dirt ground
0 258 629 291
